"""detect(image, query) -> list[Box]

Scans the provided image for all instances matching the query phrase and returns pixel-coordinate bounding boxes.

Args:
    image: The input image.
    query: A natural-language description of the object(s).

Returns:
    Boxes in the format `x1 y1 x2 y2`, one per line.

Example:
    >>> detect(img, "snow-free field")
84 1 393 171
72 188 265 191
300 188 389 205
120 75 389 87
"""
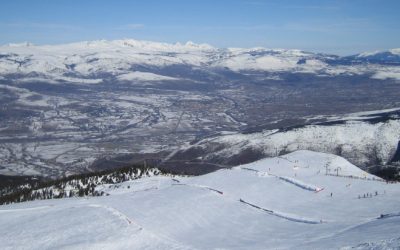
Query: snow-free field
1 150 400 249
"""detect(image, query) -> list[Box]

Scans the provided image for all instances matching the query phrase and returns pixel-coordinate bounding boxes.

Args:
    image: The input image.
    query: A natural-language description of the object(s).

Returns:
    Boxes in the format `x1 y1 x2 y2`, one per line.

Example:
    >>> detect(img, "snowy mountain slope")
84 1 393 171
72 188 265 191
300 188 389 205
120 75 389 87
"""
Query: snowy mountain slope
169 110 400 170
1 39 399 81
354 48 400 65
0 39 217 82
1 150 399 249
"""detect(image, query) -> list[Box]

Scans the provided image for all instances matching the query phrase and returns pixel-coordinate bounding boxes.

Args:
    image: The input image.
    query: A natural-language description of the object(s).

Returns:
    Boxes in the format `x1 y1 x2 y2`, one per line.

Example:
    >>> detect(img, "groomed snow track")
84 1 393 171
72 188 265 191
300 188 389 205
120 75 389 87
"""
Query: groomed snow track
173 182 324 224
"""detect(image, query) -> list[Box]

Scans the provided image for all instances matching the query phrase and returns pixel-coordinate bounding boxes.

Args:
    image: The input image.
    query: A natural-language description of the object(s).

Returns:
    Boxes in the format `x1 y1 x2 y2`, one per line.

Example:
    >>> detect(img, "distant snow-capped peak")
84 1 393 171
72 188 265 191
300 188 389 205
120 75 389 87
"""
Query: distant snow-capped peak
390 48 400 55
0 38 399 81
1 39 217 53
357 48 400 57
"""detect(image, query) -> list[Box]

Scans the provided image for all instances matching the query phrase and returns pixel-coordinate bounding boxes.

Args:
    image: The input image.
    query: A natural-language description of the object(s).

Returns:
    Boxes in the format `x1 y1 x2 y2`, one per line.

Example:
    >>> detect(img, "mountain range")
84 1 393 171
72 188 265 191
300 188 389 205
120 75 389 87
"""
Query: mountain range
1 39 399 83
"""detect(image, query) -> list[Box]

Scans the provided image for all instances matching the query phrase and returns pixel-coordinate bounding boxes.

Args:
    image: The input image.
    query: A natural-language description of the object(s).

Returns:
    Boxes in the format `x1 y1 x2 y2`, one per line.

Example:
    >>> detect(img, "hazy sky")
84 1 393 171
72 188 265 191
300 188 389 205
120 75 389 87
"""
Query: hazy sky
0 0 399 55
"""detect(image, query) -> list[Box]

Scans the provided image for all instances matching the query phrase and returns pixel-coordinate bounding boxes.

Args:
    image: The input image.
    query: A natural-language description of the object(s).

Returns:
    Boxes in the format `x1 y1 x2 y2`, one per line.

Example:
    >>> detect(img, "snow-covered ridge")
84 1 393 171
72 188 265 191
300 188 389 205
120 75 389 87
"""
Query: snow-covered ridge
1 38 400 81
2 39 216 52
171 109 400 169
357 48 400 57
0 39 219 81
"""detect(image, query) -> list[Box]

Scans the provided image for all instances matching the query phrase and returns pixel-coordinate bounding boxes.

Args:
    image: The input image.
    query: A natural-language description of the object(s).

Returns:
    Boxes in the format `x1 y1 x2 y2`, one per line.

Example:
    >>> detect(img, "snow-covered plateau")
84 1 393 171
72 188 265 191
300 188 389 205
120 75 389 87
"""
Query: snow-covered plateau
1 150 400 249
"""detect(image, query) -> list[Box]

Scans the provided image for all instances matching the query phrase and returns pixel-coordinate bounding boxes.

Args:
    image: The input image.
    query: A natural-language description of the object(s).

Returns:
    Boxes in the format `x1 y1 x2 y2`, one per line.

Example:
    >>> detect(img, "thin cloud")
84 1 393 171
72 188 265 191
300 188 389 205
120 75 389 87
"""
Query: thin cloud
242 0 269 6
0 22 79 30
206 24 279 31
127 18 375 34
242 0 339 10
116 23 145 30
284 5 339 10
283 18 376 33
151 24 280 31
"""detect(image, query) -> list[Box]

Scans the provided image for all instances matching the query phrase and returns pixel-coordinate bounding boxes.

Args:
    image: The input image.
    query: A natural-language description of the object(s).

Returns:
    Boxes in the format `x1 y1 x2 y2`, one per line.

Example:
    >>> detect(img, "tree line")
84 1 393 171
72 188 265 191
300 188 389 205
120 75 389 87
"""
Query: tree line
0 164 165 205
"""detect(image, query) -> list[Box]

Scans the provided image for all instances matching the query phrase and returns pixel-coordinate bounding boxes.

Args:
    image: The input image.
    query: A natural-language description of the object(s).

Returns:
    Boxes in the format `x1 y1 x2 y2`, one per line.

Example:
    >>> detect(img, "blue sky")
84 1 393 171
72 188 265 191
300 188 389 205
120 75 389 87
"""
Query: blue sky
0 0 399 55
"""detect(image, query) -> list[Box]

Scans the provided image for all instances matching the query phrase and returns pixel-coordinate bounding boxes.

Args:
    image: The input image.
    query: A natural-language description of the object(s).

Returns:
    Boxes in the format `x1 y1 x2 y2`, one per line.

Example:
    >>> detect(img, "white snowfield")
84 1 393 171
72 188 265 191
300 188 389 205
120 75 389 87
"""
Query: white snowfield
117 71 180 82
0 39 399 81
1 150 400 250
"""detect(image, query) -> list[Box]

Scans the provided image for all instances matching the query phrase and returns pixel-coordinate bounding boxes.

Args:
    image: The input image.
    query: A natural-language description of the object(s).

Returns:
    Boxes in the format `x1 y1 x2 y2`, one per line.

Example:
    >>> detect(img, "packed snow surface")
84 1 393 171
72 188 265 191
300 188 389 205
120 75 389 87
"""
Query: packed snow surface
1 150 400 249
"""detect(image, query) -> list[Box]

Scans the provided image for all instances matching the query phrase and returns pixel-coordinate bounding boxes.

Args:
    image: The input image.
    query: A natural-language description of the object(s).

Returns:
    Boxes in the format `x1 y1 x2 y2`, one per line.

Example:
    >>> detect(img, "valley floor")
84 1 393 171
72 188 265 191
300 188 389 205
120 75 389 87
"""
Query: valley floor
1 150 400 250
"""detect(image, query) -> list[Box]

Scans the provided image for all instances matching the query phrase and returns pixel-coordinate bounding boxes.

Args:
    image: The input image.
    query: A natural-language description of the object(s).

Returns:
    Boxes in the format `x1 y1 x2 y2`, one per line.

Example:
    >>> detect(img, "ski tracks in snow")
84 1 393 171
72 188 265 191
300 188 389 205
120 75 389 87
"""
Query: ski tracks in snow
86 204 136 226
275 175 323 192
86 203 198 250
240 166 324 192
173 182 325 224
238 198 324 224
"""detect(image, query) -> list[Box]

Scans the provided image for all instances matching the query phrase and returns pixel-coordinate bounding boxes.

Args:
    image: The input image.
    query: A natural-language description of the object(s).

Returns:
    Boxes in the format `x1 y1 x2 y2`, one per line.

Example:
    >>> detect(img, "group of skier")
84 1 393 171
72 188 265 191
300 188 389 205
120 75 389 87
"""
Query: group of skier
358 191 383 199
